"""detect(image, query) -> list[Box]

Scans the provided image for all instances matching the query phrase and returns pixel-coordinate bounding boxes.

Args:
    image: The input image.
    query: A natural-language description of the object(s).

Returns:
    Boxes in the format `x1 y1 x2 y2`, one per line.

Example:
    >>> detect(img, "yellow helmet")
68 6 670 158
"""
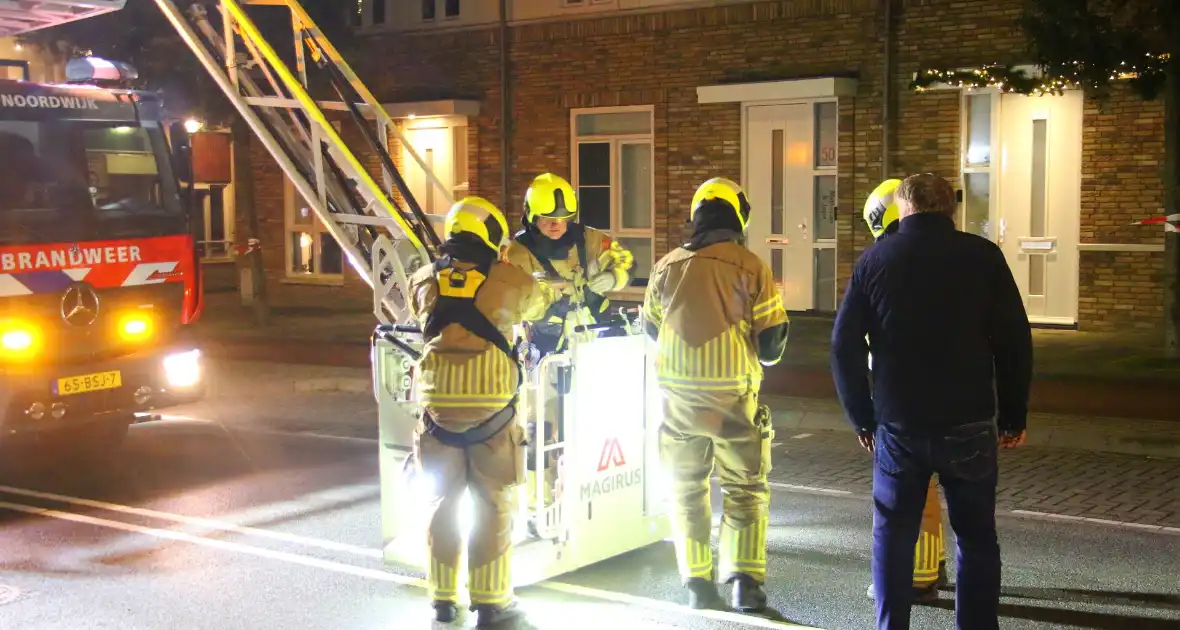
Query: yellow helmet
444 196 509 252
691 177 752 231
524 173 578 223
864 179 902 241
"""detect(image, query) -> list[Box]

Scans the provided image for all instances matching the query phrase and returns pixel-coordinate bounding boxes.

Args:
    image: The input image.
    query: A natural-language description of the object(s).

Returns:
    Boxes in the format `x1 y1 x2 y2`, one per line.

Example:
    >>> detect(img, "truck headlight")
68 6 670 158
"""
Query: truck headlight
163 349 201 388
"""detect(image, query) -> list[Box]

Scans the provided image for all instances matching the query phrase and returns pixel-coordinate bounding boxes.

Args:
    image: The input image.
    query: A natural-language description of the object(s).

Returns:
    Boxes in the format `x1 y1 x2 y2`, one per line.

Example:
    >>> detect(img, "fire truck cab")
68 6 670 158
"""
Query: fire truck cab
0 56 205 455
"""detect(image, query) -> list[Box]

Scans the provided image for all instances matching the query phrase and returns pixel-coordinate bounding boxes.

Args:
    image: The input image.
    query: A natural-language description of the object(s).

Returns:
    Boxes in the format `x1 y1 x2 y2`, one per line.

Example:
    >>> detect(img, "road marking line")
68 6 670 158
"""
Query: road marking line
0 485 382 559
0 499 417 584
792 434 814 439
0 499 813 629
538 581 819 629
767 482 853 497
1010 509 1180 536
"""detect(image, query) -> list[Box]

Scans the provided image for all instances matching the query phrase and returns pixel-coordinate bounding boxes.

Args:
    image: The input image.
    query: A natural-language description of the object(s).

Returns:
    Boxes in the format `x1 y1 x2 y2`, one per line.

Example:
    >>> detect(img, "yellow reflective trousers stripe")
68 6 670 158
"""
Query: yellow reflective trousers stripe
468 554 514 606
428 557 460 603
720 517 769 582
674 538 714 580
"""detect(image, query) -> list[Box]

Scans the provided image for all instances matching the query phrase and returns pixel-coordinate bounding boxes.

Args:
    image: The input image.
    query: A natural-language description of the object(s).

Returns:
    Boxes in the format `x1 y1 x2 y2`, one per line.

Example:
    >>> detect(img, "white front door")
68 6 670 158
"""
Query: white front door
996 91 1082 325
745 102 839 312
402 124 455 216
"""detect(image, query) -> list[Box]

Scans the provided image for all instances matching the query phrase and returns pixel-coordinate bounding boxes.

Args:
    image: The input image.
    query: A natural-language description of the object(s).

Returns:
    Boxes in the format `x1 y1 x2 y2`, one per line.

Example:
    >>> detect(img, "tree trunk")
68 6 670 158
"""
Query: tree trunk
232 115 270 326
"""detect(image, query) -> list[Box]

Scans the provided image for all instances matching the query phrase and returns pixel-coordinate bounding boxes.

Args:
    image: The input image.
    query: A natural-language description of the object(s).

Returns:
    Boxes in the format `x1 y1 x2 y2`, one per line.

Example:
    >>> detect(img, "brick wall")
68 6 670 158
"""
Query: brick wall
1077 87 1167 331
237 0 1167 332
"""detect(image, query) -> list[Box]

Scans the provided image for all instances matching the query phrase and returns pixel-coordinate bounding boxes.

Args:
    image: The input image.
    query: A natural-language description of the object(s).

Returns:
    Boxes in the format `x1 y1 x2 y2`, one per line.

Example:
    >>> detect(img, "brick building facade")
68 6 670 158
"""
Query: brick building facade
243 0 1167 332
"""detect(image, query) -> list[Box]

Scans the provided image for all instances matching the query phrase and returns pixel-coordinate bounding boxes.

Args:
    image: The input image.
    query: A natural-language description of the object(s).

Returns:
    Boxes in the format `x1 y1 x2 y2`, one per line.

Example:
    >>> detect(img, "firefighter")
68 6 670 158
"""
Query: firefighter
643 177 789 612
861 178 949 602
505 172 635 356
407 196 554 626
504 172 634 517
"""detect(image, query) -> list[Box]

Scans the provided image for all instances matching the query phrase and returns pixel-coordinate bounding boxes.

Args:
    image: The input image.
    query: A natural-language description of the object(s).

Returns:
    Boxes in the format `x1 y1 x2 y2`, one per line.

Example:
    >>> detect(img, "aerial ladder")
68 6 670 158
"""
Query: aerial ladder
10 0 671 591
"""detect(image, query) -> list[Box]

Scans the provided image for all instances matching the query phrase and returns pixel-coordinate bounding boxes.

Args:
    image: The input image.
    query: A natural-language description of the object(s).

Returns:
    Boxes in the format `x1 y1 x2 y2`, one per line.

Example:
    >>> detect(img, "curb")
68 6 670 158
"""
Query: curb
293 377 373 394
199 337 1178 421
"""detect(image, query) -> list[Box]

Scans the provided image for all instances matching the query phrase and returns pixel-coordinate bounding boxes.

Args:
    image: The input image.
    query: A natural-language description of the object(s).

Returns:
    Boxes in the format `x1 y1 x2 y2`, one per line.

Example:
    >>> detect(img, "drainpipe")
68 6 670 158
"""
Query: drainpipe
499 0 511 212
881 0 893 182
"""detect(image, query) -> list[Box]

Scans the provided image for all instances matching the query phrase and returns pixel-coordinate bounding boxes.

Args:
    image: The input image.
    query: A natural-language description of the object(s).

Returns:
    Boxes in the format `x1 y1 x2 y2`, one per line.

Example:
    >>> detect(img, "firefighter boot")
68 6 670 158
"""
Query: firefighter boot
472 601 522 627
432 601 459 623
729 574 768 613
685 578 726 610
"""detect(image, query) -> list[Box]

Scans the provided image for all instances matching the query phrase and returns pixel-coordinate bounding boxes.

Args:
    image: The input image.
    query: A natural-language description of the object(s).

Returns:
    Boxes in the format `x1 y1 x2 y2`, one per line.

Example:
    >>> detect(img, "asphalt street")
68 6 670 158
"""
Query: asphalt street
0 391 1178 630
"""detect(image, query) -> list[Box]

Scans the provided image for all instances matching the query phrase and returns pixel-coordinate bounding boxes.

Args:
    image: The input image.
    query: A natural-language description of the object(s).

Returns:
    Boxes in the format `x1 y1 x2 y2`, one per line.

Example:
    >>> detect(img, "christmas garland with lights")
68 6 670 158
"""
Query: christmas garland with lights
910 53 1170 95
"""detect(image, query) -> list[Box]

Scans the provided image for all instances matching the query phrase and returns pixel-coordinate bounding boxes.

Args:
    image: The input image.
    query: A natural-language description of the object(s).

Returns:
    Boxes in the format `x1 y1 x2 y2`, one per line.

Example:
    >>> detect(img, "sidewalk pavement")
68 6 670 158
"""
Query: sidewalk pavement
768 397 1180 532
191 359 1180 534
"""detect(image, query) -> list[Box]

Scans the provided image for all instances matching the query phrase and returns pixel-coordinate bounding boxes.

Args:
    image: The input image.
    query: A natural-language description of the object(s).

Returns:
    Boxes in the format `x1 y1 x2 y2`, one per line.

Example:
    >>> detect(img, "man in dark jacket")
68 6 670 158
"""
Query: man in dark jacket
830 173 1033 630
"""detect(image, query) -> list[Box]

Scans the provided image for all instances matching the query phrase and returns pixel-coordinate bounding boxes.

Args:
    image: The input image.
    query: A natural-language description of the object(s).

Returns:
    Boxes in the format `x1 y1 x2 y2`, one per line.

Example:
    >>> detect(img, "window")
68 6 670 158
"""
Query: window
372 0 385 25
285 180 343 281
444 0 459 19
571 107 654 289
421 0 435 21
960 92 996 240
452 125 469 199
194 184 233 261
0 119 184 245
350 0 362 27
811 101 838 312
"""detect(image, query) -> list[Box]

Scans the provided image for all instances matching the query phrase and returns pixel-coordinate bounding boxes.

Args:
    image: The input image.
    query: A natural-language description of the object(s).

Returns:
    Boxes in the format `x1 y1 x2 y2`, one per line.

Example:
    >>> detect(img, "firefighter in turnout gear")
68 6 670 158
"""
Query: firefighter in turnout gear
505 172 635 355
407 196 554 626
861 178 949 603
643 177 789 612
504 172 634 517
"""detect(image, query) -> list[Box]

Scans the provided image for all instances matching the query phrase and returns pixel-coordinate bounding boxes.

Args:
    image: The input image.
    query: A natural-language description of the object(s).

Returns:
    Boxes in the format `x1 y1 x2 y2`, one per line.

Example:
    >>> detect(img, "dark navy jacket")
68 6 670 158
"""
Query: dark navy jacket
830 212 1033 436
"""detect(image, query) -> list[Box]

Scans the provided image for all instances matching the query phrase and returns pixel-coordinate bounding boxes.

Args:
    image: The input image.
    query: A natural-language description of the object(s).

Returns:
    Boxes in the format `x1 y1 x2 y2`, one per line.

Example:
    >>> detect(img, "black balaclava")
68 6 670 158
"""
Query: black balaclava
440 231 498 267
684 198 746 250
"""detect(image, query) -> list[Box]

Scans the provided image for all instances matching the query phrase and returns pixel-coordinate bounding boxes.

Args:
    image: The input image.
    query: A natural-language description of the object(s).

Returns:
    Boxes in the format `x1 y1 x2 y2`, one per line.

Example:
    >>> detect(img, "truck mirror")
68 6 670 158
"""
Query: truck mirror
169 121 194 184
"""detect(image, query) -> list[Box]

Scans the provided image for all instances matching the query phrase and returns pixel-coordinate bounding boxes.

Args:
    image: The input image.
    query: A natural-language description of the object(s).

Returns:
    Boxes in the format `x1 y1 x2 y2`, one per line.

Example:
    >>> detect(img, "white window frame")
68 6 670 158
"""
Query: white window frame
283 179 344 285
192 182 235 263
569 105 655 298
959 88 1002 240
810 98 839 312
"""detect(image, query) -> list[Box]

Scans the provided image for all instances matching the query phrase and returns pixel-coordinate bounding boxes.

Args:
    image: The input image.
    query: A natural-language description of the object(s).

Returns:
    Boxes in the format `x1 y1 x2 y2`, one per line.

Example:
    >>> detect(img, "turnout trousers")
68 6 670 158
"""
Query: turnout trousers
413 416 526 608
658 385 774 584
914 478 946 587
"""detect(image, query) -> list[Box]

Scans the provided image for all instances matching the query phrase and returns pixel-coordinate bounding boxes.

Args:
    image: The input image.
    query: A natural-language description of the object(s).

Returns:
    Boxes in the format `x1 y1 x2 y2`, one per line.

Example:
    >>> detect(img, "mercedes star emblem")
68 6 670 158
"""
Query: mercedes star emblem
60 282 101 327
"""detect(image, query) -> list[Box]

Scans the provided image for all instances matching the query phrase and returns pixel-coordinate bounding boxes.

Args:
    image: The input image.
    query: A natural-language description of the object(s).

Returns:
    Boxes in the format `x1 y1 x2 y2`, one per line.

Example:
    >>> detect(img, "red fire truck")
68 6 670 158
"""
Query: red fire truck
0 56 205 455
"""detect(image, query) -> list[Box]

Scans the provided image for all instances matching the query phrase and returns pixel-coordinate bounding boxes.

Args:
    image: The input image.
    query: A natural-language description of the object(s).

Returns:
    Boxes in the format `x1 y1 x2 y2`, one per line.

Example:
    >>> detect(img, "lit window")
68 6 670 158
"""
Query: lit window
571 108 655 288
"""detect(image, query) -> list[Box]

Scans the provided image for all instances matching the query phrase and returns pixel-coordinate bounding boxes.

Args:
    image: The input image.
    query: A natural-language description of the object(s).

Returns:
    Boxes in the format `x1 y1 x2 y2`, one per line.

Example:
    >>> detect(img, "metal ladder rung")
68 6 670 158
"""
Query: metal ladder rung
333 214 405 228
243 96 379 114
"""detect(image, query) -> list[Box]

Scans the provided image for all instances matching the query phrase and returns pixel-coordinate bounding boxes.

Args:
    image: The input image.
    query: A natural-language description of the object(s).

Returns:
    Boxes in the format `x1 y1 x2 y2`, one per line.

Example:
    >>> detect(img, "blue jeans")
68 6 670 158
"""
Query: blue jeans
872 420 1001 630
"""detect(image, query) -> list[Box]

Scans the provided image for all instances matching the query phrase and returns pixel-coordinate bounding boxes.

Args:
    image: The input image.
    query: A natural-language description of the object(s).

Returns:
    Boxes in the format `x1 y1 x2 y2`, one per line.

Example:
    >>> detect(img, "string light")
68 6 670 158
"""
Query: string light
910 53 1169 94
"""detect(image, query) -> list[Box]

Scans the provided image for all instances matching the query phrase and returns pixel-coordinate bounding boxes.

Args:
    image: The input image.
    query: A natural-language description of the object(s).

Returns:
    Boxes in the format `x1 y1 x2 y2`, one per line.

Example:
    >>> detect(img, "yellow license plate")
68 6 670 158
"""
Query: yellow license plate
54 370 122 396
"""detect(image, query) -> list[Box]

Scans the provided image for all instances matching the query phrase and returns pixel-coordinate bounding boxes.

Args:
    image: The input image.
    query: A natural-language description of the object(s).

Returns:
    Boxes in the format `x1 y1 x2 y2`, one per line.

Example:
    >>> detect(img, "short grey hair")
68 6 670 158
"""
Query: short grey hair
896 173 956 217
